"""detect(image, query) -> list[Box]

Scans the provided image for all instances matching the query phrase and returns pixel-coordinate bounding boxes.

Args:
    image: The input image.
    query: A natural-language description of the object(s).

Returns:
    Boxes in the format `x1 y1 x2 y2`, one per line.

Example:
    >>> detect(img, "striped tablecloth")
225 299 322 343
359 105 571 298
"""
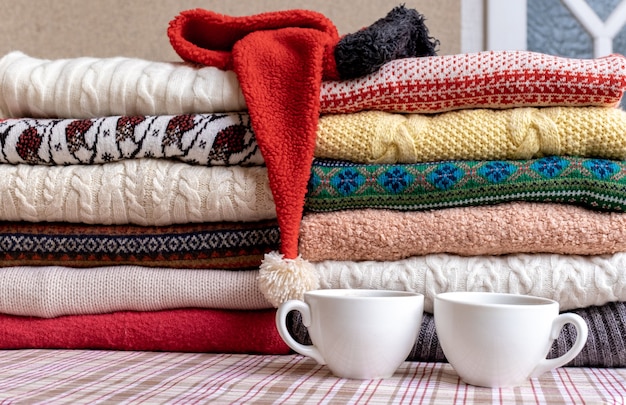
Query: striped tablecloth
0 350 623 404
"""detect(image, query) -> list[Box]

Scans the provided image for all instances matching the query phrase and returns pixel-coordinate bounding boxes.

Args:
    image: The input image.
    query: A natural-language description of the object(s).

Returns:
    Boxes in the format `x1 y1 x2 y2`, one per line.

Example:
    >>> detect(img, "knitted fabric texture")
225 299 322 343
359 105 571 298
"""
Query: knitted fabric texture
307 156 626 212
320 51 626 114
0 51 246 119
0 221 279 269
315 106 626 163
549 301 626 367
311 252 626 313
0 308 289 354
2 51 625 119
0 114 261 166
0 266 271 317
0 159 275 225
299 202 626 261
289 301 626 367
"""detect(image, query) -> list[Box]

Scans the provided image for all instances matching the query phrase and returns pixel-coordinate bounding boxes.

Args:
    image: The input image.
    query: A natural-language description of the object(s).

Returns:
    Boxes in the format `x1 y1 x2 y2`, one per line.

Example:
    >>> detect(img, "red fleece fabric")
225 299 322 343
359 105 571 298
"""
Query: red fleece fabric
168 9 340 259
0 308 289 354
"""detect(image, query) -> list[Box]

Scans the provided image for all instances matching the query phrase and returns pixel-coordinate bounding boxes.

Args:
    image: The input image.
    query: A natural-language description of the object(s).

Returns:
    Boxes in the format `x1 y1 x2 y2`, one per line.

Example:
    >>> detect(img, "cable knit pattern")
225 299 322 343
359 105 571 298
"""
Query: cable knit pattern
0 266 271 317
311 252 626 313
315 107 626 163
3 51 625 119
0 51 246 119
0 159 275 225
300 202 626 260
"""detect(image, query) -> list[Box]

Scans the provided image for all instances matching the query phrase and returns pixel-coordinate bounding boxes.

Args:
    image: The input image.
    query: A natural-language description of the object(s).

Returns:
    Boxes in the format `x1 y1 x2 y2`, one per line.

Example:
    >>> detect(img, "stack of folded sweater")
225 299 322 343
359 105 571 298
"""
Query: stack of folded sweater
0 49 291 353
0 6 438 355
1 4 625 369
287 51 626 367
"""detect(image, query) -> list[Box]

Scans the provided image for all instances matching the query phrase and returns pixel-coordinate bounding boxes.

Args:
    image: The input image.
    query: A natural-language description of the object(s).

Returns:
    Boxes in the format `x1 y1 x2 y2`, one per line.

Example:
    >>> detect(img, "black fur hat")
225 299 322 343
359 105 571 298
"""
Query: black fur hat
335 4 440 80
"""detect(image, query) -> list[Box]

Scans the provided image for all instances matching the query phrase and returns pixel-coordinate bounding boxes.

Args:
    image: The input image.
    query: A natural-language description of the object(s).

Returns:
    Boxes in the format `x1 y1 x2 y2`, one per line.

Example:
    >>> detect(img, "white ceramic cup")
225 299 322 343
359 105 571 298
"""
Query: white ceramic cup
275 289 424 379
434 292 588 388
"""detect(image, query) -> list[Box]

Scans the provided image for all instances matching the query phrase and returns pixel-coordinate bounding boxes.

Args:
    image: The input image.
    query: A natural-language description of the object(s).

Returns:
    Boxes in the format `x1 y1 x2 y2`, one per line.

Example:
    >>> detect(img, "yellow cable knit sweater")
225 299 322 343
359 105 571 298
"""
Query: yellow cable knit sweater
315 107 626 163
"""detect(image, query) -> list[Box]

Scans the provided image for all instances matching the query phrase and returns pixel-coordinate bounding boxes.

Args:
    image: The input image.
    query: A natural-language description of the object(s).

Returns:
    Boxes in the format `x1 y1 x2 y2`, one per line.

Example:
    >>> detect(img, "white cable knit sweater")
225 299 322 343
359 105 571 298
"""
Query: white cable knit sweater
0 51 247 118
0 159 275 225
312 252 626 313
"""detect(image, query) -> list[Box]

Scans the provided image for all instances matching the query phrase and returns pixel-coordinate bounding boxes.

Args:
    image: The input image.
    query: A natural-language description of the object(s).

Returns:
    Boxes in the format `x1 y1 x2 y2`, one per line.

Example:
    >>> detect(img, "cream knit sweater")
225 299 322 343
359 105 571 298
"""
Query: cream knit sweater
4 51 625 119
0 51 247 118
0 159 275 225
3 252 620 317
312 252 626 313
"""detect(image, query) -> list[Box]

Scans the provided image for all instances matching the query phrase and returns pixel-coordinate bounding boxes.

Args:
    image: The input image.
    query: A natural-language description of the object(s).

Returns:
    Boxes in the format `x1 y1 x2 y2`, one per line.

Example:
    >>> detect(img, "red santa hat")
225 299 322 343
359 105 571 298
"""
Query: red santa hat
168 8 340 306
167 6 439 306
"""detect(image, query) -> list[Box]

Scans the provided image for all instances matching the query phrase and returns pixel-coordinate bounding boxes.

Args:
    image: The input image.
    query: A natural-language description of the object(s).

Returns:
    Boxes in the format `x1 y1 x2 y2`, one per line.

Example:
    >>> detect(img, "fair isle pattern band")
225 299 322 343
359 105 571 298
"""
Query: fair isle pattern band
0 221 279 269
306 156 626 212
319 50 626 113
0 113 263 166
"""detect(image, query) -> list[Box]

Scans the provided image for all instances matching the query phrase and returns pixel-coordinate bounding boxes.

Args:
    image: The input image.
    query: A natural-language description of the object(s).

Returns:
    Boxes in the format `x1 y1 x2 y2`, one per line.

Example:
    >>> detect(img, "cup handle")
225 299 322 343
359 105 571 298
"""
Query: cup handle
530 313 589 378
275 299 326 365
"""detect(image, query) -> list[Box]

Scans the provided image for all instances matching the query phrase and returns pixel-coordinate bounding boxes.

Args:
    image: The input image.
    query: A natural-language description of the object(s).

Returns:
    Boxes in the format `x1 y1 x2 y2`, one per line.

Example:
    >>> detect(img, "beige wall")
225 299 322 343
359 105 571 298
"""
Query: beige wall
0 0 460 61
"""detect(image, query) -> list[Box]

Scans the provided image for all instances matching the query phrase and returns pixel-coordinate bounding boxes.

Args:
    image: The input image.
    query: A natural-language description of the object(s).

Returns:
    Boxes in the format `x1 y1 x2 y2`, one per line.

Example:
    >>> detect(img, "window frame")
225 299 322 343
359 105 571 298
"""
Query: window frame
463 0 626 55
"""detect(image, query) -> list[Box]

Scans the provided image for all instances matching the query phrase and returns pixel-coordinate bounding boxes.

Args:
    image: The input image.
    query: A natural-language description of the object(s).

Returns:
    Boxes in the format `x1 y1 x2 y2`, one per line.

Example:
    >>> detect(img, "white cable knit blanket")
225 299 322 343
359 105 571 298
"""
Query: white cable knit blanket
0 266 271 317
0 159 275 225
312 252 626 313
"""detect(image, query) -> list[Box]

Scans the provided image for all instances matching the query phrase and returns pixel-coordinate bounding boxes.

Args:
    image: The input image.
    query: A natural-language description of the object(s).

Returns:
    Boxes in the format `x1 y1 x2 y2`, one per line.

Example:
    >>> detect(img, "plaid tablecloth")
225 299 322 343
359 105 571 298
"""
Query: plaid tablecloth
0 350 623 404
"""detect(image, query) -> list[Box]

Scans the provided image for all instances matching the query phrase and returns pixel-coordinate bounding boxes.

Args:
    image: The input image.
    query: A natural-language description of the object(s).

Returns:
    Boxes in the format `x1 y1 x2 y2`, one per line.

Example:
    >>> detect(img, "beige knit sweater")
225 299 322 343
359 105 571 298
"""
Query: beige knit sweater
0 266 271 318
